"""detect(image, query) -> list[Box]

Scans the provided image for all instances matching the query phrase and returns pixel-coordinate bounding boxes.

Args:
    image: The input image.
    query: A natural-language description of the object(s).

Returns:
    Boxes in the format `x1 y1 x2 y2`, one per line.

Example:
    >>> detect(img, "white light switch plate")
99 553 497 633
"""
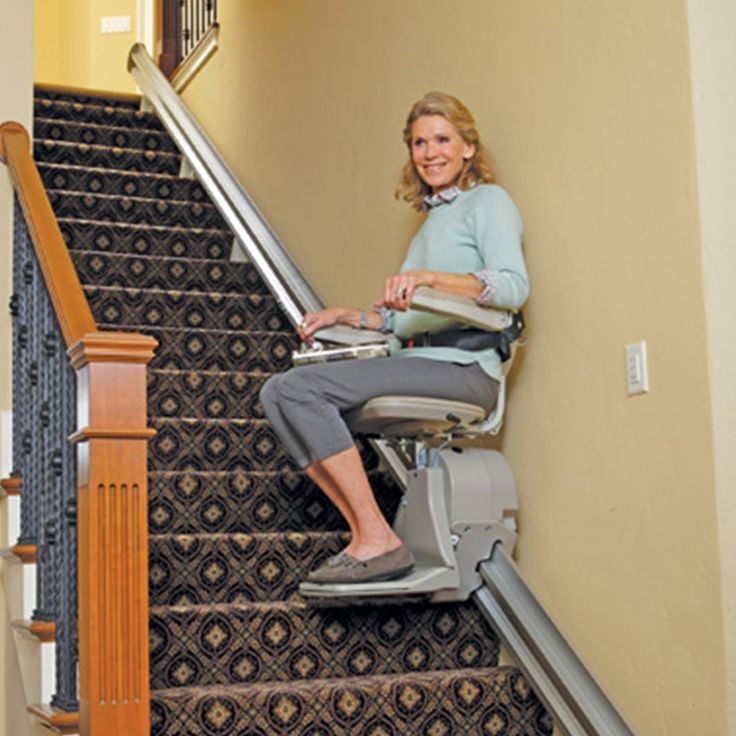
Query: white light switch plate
626 340 649 396
101 15 132 34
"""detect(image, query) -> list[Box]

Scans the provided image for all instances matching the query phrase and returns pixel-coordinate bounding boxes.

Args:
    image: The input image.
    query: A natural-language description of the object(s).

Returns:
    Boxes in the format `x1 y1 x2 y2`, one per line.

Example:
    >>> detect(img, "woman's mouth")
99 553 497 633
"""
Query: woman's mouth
423 163 445 174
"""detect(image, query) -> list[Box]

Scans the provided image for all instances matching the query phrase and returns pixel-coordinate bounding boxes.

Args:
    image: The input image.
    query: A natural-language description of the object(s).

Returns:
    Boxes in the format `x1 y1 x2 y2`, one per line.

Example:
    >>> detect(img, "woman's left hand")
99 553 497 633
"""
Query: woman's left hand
376 270 434 311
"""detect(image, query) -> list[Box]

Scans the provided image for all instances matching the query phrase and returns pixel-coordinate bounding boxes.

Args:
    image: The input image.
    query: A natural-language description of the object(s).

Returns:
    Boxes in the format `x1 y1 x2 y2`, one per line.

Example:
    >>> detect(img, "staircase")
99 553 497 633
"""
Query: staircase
32 85 552 735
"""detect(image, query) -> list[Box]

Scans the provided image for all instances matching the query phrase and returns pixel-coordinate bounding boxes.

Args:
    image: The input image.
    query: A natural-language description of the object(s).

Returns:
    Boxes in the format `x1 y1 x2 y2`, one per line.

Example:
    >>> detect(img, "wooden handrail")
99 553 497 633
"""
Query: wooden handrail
1 119 157 734
0 122 96 347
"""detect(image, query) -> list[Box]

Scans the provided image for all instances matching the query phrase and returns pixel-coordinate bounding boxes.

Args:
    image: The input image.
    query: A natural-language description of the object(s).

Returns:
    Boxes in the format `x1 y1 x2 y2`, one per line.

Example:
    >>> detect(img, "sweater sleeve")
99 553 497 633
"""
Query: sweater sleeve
468 186 529 309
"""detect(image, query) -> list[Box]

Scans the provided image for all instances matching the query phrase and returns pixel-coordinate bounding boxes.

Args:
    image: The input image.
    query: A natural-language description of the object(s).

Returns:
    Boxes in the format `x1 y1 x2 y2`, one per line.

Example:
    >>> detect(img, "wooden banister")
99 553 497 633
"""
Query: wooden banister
1 121 157 735
0 122 96 347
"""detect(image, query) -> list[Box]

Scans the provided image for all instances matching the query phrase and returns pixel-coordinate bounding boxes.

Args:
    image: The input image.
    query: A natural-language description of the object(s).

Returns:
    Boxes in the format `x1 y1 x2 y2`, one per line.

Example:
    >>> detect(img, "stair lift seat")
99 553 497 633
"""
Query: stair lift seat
299 287 523 603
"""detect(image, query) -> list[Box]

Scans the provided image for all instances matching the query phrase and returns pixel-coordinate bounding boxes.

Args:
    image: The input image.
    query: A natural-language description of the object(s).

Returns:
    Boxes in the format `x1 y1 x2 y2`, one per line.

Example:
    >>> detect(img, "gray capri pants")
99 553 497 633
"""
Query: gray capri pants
259 356 499 469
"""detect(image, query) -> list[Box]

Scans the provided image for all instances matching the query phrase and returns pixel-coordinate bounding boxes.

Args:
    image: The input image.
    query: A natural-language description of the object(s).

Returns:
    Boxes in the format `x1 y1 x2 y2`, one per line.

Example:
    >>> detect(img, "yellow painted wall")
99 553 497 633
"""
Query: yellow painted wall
180 1 729 734
35 0 138 93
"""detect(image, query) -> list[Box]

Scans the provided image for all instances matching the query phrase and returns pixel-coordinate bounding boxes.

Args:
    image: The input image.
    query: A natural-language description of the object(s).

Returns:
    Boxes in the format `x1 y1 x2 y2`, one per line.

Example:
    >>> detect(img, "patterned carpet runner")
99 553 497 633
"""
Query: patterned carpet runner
33 85 552 735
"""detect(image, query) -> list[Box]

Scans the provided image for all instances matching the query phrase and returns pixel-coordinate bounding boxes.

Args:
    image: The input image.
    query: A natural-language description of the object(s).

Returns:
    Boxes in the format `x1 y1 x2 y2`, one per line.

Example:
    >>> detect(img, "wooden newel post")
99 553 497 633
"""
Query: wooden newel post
69 331 157 736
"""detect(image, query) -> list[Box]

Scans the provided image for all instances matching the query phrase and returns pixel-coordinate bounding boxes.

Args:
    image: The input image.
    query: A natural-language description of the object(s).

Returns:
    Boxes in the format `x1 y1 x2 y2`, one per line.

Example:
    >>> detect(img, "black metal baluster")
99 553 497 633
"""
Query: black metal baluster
52 351 79 712
14 201 37 549
12 200 80 711
10 199 24 484
32 289 56 624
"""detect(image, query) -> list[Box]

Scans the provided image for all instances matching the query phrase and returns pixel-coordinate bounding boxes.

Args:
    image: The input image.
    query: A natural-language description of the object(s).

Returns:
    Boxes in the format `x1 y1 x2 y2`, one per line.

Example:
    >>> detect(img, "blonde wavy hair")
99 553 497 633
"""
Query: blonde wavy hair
395 92 495 210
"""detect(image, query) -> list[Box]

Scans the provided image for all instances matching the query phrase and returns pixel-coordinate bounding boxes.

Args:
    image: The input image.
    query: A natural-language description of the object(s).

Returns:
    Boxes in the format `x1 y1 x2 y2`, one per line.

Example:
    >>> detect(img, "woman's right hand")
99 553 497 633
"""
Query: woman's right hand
298 308 346 344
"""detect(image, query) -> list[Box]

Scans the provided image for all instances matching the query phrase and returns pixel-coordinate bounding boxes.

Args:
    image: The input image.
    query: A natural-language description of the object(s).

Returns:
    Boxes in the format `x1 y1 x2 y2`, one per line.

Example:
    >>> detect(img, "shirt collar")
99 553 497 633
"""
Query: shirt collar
422 186 462 210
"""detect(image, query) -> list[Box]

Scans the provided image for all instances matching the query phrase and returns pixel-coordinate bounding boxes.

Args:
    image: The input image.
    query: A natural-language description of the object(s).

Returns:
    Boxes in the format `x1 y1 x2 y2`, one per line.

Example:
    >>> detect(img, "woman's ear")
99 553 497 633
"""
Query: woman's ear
463 142 476 161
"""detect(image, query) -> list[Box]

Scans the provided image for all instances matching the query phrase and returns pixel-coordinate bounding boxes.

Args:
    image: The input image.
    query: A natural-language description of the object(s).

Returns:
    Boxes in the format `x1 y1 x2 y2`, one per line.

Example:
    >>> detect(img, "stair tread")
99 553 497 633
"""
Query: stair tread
151 416 271 426
38 160 193 181
58 216 230 236
84 283 274 300
35 137 180 159
35 116 173 138
152 664 516 696
48 188 219 210
149 529 342 541
150 367 275 377
99 323 293 337
35 87 141 108
33 96 164 123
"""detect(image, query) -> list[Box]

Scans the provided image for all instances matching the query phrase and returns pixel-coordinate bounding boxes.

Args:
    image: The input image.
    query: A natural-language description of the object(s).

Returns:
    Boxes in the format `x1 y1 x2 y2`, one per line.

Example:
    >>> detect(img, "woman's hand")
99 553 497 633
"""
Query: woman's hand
298 308 346 344
376 270 434 311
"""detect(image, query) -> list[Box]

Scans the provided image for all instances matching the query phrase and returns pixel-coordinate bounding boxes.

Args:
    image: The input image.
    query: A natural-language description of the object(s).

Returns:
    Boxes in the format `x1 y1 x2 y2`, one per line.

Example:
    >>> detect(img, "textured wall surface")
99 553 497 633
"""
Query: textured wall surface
179 2 730 733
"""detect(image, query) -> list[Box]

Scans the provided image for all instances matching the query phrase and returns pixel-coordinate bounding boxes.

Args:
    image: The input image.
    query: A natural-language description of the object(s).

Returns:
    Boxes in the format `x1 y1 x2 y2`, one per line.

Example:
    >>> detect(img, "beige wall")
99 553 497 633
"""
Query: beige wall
35 0 138 93
181 1 729 733
686 0 736 731
1 0 35 731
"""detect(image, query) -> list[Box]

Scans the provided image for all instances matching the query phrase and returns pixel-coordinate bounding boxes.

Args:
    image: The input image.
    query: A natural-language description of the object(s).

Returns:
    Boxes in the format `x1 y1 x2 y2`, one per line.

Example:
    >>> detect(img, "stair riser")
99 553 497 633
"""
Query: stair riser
149 602 498 688
150 667 552 736
86 288 288 333
36 119 179 153
40 164 207 202
150 420 295 473
148 371 268 420
147 470 399 535
149 532 346 607
49 191 226 230
60 220 233 260
35 88 140 109
34 140 180 175
115 327 295 373
34 97 164 130
73 252 266 295
149 418 383 476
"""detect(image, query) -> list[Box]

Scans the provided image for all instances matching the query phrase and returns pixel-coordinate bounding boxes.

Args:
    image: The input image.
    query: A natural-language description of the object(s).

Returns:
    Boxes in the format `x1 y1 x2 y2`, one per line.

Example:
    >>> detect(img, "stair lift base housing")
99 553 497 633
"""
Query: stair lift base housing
300 447 518 602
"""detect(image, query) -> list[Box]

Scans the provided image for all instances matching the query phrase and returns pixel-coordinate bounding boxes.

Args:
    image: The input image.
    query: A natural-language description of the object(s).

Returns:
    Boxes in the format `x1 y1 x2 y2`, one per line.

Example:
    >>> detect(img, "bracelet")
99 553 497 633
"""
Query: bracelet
373 306 393 333
358 310 368 330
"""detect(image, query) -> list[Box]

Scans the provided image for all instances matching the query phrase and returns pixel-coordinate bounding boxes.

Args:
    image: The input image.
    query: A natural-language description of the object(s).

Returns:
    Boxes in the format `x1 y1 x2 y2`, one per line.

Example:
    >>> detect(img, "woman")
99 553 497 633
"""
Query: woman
259 92 528 585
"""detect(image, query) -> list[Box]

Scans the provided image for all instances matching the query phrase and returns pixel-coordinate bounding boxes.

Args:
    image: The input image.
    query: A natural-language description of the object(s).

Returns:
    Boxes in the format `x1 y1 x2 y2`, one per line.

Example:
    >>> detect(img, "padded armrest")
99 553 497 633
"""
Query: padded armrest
411 286 513 331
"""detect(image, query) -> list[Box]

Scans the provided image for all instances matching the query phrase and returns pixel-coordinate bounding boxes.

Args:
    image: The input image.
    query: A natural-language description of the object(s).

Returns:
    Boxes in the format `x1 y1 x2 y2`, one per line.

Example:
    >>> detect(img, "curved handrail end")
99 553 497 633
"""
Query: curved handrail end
127 42 146 72
0 121 31 164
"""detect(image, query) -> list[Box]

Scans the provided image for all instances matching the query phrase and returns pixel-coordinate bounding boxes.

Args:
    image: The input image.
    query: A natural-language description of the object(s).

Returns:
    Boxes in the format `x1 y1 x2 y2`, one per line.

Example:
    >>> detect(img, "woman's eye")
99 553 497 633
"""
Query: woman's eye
413 139 425 148
438 136 449 144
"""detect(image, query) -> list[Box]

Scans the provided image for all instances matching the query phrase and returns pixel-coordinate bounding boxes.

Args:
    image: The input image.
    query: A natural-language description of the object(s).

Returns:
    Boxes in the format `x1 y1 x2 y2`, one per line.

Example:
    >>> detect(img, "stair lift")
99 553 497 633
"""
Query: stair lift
297 287 524 603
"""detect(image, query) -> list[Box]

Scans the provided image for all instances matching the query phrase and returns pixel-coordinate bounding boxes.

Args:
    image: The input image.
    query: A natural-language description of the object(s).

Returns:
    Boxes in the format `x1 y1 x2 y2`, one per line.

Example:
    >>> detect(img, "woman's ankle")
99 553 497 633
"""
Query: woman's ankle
344 533 404 561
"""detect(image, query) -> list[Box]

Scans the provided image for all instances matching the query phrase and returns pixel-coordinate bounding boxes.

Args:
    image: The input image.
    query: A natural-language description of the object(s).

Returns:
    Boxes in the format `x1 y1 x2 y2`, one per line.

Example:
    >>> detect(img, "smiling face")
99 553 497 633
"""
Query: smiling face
410 114 476 194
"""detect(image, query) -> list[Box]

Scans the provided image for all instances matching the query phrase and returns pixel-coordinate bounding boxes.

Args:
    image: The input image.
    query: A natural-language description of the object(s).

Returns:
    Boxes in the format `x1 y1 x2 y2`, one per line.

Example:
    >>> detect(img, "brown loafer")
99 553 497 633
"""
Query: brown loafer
307 545 415 585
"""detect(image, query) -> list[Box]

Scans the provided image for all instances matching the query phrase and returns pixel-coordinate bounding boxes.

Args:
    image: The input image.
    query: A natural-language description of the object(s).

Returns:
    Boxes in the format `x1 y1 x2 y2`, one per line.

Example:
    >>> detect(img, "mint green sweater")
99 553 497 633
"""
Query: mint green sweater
392 185 529 381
